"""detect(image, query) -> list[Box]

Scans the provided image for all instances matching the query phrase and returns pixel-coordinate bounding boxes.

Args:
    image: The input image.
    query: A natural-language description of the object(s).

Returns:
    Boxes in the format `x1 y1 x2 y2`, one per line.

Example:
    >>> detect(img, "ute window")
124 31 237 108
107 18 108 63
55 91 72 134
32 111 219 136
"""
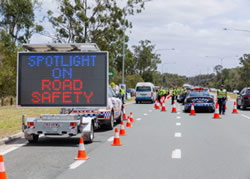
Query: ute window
136 86 151 92
246 89 250 94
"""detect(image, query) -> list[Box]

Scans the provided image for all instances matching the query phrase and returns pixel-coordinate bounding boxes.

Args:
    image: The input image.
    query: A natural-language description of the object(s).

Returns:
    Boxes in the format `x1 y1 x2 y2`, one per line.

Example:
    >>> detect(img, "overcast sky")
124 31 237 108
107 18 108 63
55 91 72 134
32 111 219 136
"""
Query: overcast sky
31 0 250 76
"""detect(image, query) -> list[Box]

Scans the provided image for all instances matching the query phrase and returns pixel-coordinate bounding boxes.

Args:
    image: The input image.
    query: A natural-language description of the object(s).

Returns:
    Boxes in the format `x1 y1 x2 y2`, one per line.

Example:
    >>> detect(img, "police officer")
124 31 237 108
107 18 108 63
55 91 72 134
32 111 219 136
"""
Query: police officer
171 88 176 105
217 85 227 115
120 85 125 104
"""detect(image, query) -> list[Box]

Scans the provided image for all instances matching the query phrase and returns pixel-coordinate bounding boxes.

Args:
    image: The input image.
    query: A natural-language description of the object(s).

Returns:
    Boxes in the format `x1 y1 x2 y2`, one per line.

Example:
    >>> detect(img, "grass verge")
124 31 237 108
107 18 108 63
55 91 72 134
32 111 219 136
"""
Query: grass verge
0 106 59 139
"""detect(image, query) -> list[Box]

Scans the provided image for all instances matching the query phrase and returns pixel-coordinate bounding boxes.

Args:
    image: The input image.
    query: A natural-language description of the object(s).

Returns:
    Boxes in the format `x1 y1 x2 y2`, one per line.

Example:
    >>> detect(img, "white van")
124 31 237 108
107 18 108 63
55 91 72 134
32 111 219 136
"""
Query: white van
135 82 156 103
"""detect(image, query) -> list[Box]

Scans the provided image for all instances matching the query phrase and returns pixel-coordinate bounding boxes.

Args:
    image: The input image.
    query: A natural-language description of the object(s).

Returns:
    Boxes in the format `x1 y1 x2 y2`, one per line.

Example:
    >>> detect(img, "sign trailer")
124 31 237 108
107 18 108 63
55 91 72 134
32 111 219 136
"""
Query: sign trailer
18 51 108 107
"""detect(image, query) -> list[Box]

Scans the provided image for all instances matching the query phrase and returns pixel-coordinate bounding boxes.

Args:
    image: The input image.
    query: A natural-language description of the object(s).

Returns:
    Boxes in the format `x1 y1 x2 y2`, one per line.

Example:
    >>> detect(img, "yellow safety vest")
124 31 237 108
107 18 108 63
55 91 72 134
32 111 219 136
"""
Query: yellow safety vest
218 89 226 98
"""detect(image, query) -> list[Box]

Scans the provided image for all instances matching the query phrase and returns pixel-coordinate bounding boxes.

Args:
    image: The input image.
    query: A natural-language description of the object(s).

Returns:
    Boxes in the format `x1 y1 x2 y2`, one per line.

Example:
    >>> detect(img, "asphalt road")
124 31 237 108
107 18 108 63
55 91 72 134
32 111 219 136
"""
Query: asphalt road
1 99 250 179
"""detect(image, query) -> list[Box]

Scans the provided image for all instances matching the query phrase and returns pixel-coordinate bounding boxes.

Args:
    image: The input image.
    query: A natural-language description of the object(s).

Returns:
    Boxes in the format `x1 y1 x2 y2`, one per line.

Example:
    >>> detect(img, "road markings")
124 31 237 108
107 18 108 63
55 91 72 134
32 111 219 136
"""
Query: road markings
144 113 148 116
174 132 182 137
241 114 250 119
107 136 114 142
172 149 181 159
1 143 27 155
136 118 142 121
176 116 181 119
69 160 86 169
176 122 181 126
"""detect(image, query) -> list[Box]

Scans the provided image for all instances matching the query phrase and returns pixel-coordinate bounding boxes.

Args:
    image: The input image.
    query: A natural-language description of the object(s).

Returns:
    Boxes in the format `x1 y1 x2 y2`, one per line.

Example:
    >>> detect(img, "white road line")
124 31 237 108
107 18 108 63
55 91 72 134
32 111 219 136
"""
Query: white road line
144 113 148 116
1 143 27 155
107 136 114 142
175 132 182 137
69 160 86 169
241 114 250 119
176 122 181 126
176 116 181 119
136 118 142 121
172 149 181 159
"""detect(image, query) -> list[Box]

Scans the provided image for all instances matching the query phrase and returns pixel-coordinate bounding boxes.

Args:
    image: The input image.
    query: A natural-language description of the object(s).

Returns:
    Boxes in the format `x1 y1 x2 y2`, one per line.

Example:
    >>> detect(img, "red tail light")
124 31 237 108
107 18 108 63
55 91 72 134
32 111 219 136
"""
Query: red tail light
70 122 76 126
135 92 136 96
151 92 153 96
28 122 34 127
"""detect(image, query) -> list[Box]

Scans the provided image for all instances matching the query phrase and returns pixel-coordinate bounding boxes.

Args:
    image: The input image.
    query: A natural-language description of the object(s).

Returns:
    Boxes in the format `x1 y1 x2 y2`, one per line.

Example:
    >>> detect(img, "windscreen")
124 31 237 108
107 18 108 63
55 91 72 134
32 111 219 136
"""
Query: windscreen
246 89 250 94
136 86 151 92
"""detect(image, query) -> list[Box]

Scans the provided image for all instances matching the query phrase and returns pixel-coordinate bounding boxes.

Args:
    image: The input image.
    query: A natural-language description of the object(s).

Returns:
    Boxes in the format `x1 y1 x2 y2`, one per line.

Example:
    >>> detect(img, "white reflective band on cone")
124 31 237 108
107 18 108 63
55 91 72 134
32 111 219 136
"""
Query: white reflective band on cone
79 144 85 151
121 125 124 130
0 162 5 172
115 132 119 138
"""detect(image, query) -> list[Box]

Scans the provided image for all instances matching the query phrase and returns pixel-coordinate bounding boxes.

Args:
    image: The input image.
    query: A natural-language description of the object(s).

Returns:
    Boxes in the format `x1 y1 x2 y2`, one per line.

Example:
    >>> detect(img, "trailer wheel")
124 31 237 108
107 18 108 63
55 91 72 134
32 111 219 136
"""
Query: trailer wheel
28 134 39 143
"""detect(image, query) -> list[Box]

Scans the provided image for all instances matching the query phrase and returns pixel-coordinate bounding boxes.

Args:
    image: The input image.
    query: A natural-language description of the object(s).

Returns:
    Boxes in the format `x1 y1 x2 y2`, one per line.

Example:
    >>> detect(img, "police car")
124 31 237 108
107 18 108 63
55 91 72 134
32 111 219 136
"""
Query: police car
62 87 123 130
184 88 215 112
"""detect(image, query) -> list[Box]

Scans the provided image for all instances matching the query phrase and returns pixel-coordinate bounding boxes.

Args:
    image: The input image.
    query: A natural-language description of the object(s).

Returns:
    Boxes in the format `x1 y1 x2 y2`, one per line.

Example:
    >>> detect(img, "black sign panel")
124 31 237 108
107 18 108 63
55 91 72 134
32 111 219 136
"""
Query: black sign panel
17 52 108 107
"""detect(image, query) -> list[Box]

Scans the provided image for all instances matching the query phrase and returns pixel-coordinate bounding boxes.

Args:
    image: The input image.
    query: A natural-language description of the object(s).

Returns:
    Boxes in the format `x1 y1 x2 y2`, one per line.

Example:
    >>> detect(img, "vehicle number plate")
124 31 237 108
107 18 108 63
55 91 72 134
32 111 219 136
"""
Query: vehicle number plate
44 123 60 128
196 101 203 103
141 94 147 96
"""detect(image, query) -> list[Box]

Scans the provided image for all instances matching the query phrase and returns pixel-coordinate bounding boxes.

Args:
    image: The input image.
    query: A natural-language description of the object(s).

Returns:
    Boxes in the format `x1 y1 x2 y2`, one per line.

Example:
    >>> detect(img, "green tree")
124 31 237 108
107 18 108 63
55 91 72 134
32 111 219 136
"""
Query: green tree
47 0 145 69
132 40 161 82
0 31 18 96
0 0 43 44
239 54 250 88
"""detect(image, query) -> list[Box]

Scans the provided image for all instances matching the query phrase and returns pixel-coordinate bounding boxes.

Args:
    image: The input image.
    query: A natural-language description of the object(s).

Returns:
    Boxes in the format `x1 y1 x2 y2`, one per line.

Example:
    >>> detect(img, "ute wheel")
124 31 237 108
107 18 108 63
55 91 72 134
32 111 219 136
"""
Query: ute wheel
86 123 94 143
136 101 138 104
237 103 240 109
106 112 114 130
28 134 39 143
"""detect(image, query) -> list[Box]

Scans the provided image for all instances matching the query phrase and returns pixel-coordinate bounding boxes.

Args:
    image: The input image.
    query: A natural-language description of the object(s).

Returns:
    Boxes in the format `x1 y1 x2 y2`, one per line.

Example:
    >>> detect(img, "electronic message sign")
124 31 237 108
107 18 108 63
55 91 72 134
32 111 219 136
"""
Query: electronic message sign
17 52 108 107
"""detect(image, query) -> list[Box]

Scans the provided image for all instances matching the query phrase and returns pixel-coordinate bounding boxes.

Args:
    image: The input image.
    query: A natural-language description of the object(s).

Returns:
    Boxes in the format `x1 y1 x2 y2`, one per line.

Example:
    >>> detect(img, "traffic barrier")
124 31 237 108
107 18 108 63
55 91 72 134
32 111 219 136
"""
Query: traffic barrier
161 102 166 112
75 138 89 160
190 103 196 116
213 102 221 119
171 100 177 113
130 112 134 123
0 154 6 179
232 101 238 114
126 116 132 128
119 121 127 136
112 128 122 146
123 105 127 120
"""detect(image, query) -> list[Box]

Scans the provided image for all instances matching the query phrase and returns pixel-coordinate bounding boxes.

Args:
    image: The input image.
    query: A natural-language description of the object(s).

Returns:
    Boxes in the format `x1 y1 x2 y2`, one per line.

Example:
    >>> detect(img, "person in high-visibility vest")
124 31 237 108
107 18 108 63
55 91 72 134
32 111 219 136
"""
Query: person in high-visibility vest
120 86 125 104
217 84 227 115
171 88 176 105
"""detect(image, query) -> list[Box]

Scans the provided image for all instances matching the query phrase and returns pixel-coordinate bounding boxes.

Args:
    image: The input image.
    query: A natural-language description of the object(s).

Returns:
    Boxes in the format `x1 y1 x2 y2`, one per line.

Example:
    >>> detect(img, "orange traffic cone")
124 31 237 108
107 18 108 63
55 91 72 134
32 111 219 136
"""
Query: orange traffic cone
156 100 160 109
154 101 158 109
130 112 134 123
213 102 221 119
126 116 132 128
225 104 227 110
75 138 89 160
112 128 122 146
123 105 127 120
0 155 6 179
232 101 238 114
119 121 127 136
171 100 177 113
161 102 166 112
190 103 196 115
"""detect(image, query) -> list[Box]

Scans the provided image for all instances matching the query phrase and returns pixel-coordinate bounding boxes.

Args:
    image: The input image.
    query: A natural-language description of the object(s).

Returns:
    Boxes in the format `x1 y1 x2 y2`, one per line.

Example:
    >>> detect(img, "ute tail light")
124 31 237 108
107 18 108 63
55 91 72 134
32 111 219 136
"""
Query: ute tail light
151 92 153 96
97 114 104 118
